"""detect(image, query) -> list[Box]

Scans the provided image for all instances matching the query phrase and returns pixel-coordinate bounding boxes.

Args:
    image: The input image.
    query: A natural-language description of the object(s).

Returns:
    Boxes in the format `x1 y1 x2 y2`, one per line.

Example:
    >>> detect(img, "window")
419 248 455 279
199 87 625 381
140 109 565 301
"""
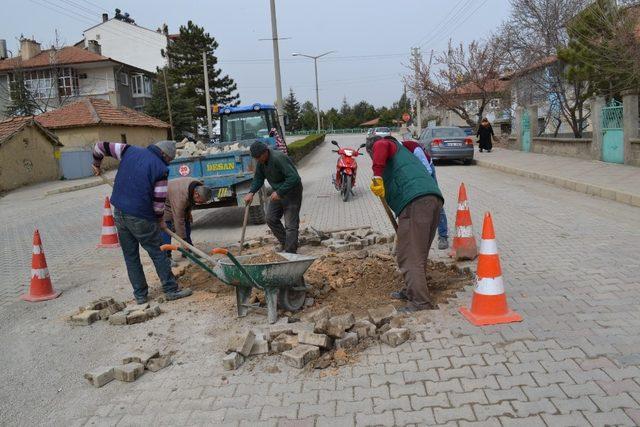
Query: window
120 134 127 143
432 127 466 138
23 70 54 99
489 98 500 109
221 111 270 142
120 72 129 86
132 74 152 97
57 68 79 97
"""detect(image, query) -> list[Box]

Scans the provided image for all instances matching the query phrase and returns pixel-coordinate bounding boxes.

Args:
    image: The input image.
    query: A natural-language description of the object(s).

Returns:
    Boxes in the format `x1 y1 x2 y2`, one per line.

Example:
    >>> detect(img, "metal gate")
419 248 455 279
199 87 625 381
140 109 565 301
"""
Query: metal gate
521 110 531 152
601 99 624 164
58 150 94 180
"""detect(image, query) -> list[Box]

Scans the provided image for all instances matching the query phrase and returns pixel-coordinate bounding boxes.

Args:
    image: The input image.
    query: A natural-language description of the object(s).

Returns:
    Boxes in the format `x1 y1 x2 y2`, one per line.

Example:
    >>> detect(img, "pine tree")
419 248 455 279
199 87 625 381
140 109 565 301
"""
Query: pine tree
299 101 317 130
145 69 197 139
283 88 301 131
4 74 39 116
166 21 240 134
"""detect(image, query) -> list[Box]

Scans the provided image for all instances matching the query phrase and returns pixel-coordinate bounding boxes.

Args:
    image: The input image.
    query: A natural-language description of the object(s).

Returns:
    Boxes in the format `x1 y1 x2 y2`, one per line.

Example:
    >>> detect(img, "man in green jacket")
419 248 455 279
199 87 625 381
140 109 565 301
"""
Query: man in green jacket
244 141 303 253
367 135 444 312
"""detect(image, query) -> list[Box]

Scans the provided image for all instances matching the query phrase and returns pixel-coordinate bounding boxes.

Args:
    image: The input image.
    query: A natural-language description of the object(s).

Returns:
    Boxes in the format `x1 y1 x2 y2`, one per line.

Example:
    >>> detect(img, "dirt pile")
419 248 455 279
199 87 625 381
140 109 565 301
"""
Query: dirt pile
243 251 287 265
303 251 472 317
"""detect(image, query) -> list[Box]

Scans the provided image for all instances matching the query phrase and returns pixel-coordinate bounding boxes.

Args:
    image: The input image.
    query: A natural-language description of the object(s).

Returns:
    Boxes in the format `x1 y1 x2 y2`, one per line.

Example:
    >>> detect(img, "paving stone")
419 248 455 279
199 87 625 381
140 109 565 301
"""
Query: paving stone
380 328 409 348
355 411 395 427
300 306 332 323
108 312 127 325
271 334 298 353
298 401 336 418
531 371 575 387
353 385 389 400
389 382 424 398
485 388 528 403
144 305 161 319
434 404 475 423
498 415 545 426
259 405 298 420
282 344 320 369
521 384 567 401
551 396 597 413
222 352 244 371
84 366 115 388
560 381 606 398
452 355 486 369
298 331 331 348
367 305 397 326
449 390 488 406
372 396 411 413
122 350 159 366
410 393 450 410
425 379 464 394
125 310 148 325
472 402 515 421
511 398 557 417
145 355 171 372
590 393 639 411
583 409 635 426
403 369 439 383
597 379 640 395
69 310 100 325
227 331 255 357
459 417 501 427
114 362 145 382
335 332 358 349
394 408 435 425
249 337 269 355
124 302 149 313
266 325 294 341
336 398 373 416
351 320 377 339
496 373 537 389
438 366 475 380
326 313 355 338
461 376 501 392
316 415 355 427
540 412 589 426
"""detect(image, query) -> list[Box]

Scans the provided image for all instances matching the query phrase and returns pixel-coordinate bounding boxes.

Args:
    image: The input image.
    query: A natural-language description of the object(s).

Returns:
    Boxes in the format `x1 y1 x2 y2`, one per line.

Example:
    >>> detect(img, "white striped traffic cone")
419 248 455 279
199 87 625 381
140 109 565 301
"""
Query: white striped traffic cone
97 196 120 248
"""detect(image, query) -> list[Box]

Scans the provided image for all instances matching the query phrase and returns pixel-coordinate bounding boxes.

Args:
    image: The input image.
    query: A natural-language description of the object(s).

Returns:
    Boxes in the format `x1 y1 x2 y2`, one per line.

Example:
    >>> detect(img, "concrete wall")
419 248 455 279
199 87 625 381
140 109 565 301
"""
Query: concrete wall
629 139 640 167
530 137 593 160
78 66 116 97
83 19 167 73
0 126 60 192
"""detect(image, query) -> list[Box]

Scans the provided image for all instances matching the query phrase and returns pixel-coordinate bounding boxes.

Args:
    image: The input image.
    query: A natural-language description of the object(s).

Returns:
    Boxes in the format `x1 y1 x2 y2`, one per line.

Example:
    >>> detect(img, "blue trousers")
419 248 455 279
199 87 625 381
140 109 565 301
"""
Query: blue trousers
113 208 179 302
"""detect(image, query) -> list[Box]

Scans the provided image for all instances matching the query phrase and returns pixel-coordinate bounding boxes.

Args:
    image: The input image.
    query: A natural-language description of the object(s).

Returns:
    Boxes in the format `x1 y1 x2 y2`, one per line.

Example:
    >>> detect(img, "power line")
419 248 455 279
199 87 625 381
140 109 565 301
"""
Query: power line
417 0 474 48
77 0 106 12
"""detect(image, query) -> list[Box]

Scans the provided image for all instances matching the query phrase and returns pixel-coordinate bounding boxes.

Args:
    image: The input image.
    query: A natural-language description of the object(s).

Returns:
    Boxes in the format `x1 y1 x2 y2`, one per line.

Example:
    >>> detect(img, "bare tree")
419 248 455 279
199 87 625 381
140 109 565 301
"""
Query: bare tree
499 0 592 137
406 39 507 129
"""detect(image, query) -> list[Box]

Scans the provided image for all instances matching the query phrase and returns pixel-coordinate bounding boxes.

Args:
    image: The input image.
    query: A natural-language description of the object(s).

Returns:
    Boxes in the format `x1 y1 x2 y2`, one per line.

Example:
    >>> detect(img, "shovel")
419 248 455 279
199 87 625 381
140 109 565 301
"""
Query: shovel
238 204 251 255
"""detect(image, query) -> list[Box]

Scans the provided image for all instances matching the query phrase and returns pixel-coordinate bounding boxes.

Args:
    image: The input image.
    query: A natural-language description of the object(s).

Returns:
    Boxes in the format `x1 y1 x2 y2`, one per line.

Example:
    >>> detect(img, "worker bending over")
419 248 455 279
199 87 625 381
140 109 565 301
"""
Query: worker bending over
367 136 444 312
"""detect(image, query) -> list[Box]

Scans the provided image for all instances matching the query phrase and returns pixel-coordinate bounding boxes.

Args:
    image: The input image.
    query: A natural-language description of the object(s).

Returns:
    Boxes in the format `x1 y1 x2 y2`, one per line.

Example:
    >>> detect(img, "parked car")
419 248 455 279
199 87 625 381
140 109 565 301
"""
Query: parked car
461 127 473 136
372 127 391 138
419 126 474 164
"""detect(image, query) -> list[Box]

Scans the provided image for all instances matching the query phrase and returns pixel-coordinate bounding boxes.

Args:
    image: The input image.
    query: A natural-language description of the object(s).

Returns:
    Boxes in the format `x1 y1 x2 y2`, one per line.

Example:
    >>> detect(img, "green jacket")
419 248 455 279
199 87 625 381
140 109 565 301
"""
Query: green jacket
382 141 443 216
249 148 301 196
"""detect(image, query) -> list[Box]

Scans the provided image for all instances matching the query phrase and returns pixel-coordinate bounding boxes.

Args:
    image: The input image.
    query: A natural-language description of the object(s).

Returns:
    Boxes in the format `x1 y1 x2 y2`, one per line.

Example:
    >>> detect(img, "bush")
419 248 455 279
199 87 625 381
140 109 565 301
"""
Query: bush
287 134 325 163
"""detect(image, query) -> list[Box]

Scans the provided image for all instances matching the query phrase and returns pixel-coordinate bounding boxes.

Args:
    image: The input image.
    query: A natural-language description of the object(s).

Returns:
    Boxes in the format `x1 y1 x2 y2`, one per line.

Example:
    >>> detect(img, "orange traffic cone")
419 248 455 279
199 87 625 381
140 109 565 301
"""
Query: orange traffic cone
450 183 478 260
21 229 61 302
97 196 120 248
459 212 522 326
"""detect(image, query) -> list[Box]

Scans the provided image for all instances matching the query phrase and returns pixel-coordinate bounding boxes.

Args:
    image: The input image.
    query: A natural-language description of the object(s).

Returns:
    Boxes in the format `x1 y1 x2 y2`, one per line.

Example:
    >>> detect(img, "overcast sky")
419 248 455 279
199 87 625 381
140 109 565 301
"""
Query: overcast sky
4 0 512 109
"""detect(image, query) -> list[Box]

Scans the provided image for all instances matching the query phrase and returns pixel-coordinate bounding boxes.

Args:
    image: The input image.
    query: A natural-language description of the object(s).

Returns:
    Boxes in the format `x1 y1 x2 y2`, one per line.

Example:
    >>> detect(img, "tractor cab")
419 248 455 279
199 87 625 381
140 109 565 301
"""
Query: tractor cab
219 103 287 152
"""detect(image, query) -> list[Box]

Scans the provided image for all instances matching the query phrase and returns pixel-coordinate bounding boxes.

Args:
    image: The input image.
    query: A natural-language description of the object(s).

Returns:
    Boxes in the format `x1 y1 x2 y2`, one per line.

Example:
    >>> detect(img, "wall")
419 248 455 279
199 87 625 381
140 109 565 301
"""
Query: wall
0 126 59 192
629 139 640 167
83 19 167 73
530 137 593 160
78 65 116 97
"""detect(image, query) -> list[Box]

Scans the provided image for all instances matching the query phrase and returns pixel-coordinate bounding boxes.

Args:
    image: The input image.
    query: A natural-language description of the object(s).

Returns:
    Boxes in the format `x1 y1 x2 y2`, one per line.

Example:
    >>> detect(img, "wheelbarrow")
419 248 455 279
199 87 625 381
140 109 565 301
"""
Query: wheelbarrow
160 243 316 324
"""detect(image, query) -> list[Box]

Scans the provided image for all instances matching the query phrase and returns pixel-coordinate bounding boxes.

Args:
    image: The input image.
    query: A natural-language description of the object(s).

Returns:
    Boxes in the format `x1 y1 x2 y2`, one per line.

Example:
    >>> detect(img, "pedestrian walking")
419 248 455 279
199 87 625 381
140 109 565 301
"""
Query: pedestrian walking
477 118 495 152
244 141 303 253
401 137 449 249
367 135 444 312
91 140 193 304
161 177 212 263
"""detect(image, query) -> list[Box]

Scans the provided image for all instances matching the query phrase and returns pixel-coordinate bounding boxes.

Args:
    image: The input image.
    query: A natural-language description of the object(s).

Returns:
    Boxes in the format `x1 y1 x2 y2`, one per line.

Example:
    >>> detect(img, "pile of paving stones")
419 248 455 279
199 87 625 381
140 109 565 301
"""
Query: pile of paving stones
175 140 242 158
68 297 162 326
84 350 172 388
222 304 410 371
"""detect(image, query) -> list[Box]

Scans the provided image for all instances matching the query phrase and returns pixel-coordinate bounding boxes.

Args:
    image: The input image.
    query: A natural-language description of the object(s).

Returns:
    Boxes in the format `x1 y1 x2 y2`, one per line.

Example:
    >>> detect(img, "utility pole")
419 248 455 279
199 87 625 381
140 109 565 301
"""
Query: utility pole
162 68 174 139
411 47 422 135
202 51 213 138
269 0 286 138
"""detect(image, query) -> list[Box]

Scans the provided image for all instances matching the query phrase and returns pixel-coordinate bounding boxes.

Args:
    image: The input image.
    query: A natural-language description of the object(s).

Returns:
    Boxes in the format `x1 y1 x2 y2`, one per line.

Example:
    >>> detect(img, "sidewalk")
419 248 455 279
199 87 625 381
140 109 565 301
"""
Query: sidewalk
474 148 640 207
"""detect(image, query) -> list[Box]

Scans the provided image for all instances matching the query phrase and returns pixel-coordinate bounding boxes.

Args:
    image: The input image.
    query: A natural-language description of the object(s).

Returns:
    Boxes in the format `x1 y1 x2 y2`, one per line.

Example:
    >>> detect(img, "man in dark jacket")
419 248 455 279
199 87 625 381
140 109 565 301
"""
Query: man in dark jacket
92 140 192 304
244 141 302 253
367 136 444 312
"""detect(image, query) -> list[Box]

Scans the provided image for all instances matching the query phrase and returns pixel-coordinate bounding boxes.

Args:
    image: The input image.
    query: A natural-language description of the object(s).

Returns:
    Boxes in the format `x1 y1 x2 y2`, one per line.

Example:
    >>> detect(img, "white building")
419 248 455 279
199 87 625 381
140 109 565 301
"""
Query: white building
82 11 168 73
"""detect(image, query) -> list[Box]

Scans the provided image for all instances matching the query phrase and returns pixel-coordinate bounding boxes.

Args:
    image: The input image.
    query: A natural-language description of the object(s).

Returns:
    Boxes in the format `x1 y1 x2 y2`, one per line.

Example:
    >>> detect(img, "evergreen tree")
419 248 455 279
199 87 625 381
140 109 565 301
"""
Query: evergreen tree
299 101 317 130
166 21 240 134
145 69 197 139
4 74 39 116
283 88 301 131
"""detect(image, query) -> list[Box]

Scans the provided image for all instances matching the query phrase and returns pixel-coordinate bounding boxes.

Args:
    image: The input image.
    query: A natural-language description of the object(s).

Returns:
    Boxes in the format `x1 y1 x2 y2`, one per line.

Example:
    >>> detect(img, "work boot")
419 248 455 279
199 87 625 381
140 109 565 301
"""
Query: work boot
165 288 193 301
390 290 408 300
438 237 449 250
135 297 148 304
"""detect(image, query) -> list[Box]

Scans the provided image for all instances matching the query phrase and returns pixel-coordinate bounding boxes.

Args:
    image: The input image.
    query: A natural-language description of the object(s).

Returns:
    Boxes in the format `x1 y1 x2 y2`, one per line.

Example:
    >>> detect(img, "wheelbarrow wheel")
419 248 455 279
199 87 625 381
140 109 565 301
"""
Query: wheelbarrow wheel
278 287 306 311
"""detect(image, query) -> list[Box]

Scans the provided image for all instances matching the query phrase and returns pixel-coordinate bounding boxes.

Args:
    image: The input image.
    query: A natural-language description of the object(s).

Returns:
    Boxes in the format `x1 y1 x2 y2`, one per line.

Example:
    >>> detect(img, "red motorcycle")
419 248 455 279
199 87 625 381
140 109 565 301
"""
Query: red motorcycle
331 140 366 202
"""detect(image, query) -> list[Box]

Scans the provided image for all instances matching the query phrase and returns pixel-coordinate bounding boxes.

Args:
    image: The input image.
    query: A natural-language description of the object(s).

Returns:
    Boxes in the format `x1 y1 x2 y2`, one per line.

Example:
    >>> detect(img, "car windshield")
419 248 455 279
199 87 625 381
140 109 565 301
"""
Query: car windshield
221 111 270 142
432 127 466 138
376 127 390 132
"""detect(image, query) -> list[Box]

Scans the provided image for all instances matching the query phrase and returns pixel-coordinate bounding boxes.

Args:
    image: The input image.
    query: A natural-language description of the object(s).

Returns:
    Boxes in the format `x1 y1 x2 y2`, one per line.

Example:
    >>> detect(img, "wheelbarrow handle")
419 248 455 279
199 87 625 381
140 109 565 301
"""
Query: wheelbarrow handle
211 247 264 291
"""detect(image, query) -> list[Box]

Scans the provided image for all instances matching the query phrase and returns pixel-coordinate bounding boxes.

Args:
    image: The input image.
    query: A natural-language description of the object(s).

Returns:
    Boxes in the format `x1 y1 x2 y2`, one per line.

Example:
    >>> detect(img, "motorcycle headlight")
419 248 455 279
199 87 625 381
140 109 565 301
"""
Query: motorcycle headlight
343 149 354 156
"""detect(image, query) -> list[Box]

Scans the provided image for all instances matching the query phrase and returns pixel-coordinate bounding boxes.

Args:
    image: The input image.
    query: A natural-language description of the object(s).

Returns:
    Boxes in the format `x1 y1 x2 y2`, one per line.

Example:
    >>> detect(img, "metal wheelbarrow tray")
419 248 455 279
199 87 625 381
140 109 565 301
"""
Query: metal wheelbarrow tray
162 243 316 324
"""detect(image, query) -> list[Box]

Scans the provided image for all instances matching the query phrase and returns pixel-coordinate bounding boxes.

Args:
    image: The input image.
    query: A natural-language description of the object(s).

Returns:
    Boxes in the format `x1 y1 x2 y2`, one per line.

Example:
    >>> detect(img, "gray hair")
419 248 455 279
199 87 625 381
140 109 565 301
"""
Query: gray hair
194 185 212 202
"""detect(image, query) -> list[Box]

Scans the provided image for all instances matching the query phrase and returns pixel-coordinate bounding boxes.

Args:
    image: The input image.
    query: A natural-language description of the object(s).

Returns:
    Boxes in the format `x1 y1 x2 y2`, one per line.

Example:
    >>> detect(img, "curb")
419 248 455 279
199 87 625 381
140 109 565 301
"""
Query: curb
475 159 640 208
45 180 104 196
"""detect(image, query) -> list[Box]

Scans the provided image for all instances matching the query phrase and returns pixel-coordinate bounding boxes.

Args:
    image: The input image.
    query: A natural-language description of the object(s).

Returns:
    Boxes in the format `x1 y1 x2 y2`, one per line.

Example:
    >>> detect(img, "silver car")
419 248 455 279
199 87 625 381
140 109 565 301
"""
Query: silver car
372 127 391 138
419 126 474 165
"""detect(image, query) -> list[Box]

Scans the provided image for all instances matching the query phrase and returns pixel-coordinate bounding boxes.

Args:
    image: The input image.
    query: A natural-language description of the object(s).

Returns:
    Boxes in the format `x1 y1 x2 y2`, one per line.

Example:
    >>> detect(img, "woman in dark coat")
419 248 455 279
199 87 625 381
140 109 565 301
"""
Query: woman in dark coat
477 118 495 152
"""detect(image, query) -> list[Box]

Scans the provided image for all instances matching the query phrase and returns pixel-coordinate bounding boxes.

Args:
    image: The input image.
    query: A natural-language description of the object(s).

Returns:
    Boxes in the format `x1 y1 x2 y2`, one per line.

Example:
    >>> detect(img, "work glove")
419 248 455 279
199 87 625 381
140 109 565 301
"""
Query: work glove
370 177 385 198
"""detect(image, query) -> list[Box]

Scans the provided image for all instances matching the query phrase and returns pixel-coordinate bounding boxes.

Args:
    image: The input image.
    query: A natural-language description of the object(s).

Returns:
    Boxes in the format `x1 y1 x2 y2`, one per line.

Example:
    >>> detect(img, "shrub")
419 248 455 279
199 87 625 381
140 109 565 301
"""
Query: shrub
287 134 325 163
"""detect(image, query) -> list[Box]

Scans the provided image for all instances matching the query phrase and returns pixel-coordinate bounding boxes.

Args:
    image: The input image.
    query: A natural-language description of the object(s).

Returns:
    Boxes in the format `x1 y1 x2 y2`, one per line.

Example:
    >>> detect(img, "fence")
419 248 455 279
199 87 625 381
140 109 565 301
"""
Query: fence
288 127 401 136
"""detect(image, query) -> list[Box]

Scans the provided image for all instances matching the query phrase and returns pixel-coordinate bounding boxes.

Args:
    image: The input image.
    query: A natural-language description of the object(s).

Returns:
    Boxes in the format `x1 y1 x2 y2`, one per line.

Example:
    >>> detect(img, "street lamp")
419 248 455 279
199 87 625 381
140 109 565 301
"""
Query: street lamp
292 50 335 133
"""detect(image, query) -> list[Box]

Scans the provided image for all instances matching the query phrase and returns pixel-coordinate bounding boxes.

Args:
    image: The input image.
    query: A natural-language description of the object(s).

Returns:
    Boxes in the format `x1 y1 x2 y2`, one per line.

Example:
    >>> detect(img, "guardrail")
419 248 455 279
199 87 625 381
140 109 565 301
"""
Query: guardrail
288 127 401 136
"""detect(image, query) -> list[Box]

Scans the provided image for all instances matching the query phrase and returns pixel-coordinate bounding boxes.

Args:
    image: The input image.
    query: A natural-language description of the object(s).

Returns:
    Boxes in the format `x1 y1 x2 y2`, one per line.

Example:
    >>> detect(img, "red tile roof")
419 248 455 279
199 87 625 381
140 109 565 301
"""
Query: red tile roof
0 46 113 71
0 116 62 145
500 55 559 80
36 98 170 129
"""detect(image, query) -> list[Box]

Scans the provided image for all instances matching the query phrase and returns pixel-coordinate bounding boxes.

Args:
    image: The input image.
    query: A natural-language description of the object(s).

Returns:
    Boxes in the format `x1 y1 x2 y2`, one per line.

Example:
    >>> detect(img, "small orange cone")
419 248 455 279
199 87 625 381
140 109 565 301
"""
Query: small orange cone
450 183 478 260
459 212 522 326
97 196 120 248
21 229 61 302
